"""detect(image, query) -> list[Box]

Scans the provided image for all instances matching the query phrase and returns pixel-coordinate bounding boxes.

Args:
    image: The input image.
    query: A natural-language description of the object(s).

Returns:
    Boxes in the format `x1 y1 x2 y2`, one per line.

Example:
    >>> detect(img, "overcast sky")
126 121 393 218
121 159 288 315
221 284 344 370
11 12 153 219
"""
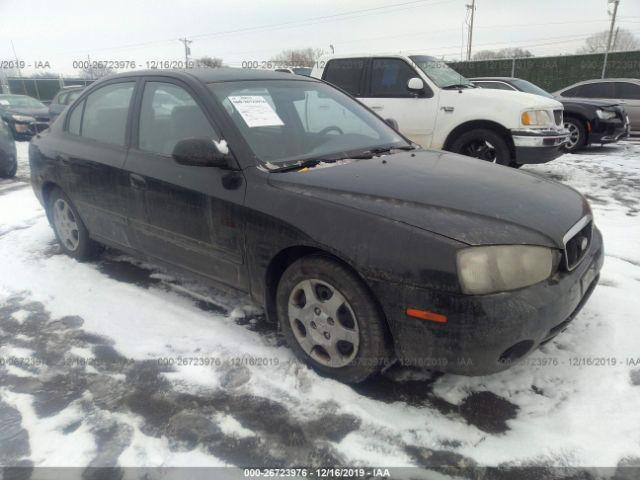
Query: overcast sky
1 0 639 76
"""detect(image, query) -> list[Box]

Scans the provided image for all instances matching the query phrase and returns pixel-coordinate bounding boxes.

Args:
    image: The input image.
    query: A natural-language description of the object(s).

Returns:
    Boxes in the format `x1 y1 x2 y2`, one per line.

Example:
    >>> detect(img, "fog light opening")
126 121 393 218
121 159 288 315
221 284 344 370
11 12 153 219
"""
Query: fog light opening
499 340 534 365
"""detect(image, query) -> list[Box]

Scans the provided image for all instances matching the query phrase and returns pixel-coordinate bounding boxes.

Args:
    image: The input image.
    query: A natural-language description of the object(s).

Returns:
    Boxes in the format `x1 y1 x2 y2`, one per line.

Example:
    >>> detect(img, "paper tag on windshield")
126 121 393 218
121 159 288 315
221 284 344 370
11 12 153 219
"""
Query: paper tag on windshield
228 95 284 128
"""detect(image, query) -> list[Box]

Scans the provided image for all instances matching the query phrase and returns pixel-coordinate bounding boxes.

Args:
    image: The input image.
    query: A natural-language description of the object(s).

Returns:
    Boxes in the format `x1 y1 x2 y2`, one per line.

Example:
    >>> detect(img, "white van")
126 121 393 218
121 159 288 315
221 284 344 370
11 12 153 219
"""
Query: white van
311 54 568 167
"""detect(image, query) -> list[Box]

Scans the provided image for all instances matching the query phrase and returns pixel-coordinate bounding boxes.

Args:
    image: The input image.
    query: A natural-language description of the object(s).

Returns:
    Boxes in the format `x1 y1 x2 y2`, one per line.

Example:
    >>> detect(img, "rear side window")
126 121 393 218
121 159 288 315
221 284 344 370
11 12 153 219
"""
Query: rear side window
67 100 84 135
615 82 640 100
562 82 615 98
138 82 217 155
81 82 135 146
322 58 366 96
370 58 418 97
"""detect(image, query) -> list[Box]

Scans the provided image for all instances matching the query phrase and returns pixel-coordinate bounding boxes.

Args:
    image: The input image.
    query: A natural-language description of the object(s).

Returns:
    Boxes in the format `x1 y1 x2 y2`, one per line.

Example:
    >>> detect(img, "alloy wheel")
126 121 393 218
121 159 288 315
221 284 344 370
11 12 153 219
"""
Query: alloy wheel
288 278 359 368
463 139 497 162
52 198 80 251
564 121 580 150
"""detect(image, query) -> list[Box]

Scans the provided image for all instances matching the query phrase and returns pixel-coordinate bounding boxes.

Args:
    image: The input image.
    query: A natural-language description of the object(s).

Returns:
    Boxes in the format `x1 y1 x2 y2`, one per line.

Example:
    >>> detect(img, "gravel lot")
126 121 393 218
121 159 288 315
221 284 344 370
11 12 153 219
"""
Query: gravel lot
1 140 639 477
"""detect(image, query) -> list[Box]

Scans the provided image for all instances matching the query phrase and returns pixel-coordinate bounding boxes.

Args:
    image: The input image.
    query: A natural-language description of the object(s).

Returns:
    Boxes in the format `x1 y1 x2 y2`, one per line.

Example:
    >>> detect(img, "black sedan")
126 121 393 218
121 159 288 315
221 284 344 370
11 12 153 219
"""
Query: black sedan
29 69 603 383
471 77 629 152
0 118 17 178
0 94 50 140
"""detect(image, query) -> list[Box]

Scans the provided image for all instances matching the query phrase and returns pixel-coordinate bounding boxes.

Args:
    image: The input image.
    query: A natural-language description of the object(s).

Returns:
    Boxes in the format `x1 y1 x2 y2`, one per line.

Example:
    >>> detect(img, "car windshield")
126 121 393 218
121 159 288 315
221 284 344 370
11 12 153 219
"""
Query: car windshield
0 95 46 109
209 80 409 167
511 79 554 99
409 55 474 88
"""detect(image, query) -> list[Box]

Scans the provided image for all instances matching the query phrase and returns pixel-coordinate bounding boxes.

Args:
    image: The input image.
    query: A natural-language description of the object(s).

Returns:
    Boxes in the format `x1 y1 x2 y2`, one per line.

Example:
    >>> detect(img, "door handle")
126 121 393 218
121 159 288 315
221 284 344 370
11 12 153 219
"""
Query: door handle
370 105 384 110
129 173 147 189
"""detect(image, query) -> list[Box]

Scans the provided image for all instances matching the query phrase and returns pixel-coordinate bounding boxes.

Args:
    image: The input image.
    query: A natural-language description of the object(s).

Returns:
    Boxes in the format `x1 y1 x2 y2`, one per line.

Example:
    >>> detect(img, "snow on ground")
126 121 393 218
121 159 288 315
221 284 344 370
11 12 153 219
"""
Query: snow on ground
0 140 639 476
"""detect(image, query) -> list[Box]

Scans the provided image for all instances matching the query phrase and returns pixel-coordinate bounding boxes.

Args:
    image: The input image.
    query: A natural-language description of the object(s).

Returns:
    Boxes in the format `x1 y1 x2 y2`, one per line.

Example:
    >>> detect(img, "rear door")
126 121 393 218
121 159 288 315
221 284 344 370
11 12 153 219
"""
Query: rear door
124 77 249 290
359 57 438 147
58 79 138 247
614 81 640 132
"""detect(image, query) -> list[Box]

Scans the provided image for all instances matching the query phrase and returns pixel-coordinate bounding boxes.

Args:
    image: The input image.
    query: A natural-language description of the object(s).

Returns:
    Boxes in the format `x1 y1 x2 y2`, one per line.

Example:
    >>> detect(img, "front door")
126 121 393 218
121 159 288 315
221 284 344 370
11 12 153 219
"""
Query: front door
359 57 438 147
124 79 248 290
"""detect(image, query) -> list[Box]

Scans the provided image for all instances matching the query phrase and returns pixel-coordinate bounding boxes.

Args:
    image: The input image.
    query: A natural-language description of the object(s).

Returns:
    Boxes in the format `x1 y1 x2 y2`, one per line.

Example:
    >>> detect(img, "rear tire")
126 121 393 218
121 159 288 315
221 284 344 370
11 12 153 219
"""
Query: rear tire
277 255 390 383
563 117 587 152
449 128 512 166
47 187 101 261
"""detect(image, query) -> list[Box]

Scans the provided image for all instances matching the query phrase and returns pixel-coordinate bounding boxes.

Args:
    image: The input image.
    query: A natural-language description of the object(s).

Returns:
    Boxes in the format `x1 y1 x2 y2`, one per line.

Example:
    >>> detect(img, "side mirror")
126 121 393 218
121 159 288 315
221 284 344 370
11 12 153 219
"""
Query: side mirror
385 118 399 130
172 138 228 168
407 77 425 95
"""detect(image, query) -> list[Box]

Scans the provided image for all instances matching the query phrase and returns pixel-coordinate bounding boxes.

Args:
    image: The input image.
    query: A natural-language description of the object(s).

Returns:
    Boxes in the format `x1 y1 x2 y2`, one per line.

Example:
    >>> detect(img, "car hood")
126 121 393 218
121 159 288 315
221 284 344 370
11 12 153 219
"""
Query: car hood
268 150 590 248
2 107 49 118
443 87 563 109
555 97 621 108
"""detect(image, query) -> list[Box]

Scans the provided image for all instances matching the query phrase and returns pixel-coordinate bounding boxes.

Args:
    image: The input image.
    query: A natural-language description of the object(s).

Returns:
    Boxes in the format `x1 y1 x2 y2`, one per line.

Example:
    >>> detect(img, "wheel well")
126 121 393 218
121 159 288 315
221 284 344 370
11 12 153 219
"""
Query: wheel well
41 181 60 218
564 112 588 127
443 120 515 160
263 246 392 345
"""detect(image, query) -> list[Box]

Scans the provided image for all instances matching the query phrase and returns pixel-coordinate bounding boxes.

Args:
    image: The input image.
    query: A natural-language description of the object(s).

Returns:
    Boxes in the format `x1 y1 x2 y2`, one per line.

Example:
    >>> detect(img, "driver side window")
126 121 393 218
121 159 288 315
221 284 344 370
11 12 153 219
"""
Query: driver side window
138 82 217 156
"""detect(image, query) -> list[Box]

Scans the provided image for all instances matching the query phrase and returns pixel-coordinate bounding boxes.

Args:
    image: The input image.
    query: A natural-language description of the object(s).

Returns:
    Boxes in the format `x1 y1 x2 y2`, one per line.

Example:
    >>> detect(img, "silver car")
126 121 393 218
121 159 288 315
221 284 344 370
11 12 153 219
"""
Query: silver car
554 79 640 136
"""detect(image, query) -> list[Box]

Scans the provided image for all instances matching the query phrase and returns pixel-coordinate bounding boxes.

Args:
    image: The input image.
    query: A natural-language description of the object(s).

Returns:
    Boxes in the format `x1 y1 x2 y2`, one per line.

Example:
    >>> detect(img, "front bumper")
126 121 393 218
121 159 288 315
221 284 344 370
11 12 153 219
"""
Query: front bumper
9 120 49 140
588 114 630 144
511 128 569 164
368 227 604 376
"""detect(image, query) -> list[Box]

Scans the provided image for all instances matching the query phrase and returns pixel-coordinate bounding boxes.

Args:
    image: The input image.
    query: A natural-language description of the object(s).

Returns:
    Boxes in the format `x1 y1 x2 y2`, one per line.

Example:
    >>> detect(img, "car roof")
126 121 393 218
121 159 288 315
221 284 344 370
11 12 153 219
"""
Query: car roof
99 67 319 84
558 78 640 90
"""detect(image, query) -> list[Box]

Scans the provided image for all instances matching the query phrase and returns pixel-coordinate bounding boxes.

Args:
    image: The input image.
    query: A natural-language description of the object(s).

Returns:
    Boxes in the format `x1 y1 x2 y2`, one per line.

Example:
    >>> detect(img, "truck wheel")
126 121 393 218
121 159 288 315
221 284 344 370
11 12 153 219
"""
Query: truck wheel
0 158 17 178
449 129 512 166
563 117 587 152
47 187 101 261
277 255 390 383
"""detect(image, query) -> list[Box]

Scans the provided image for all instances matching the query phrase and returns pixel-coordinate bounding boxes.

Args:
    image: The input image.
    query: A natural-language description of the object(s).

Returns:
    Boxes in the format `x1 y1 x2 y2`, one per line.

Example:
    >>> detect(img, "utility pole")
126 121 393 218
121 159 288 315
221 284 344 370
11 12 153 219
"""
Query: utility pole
466 0 476 61
179 37 193 68
601 0 620 78
10 40 27 94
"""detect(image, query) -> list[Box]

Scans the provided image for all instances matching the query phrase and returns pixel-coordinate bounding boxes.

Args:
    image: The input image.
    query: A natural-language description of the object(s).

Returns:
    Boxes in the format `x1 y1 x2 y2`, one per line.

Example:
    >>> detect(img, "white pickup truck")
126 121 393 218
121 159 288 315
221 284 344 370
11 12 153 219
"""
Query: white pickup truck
311 54 568 167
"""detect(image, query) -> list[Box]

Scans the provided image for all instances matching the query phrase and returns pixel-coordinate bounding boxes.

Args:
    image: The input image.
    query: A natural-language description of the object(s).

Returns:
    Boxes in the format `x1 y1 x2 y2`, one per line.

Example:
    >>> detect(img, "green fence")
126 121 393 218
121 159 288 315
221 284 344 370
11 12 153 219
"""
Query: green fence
448 50 640 92
4 77 93 102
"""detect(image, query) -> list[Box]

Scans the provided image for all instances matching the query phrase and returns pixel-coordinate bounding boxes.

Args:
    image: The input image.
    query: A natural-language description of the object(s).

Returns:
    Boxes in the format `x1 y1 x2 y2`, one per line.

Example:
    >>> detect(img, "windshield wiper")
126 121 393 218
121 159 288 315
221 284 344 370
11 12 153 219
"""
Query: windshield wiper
350 145 416 159
267 157 339 173
442 83 474 90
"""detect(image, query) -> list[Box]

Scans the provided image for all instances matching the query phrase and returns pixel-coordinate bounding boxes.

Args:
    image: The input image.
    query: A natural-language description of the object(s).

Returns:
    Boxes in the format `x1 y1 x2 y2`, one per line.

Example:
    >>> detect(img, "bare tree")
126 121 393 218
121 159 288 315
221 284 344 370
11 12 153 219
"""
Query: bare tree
270 48 324 67
577 28 640 54
472 48 534 61
195 56 224 68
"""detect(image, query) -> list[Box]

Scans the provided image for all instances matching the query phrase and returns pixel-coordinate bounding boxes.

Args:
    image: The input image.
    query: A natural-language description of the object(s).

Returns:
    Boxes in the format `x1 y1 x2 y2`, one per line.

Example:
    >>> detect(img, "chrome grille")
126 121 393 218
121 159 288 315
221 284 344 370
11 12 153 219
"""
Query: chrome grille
553 109 563 126
563 216 592 271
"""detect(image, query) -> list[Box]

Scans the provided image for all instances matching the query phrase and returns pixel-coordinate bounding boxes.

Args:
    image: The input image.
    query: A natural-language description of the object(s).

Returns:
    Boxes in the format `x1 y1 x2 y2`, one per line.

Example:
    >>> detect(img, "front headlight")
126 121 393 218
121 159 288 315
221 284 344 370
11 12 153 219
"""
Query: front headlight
12 114 35 123
596 109 616 120
521 109 554 127
457 245 556 295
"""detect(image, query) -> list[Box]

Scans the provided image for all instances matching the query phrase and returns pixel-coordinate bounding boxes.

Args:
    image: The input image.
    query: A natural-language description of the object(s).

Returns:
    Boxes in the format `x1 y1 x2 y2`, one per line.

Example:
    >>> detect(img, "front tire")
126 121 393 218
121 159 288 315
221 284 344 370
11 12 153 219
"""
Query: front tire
449 128 512 166
47 188 100 261
277 255 390 383
563 117 587 152
0 158 17 178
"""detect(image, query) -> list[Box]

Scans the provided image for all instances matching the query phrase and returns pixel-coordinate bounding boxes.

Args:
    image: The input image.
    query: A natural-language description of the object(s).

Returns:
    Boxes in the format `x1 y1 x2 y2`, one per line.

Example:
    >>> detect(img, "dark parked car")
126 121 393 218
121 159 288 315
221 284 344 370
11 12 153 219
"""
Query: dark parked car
471 77 630 152
0 94 50 140
48 86 84 123
554 78 640 136
0 118 17 178
29 69 603 383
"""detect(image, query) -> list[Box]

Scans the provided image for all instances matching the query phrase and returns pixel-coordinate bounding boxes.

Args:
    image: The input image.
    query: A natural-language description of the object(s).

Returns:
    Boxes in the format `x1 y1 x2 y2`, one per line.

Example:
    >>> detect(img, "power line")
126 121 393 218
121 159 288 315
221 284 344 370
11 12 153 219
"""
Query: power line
58 0 458 55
